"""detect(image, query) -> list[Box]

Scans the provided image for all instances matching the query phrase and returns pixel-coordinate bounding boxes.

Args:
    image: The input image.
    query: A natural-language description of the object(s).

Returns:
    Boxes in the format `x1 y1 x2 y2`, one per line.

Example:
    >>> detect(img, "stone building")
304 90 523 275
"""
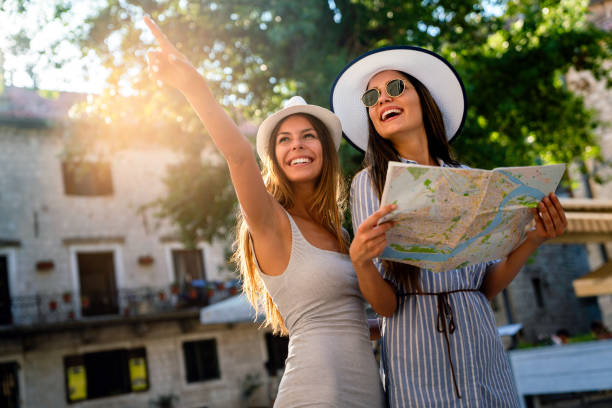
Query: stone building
491 242 599 342
0 87 285 408
563 0 612 327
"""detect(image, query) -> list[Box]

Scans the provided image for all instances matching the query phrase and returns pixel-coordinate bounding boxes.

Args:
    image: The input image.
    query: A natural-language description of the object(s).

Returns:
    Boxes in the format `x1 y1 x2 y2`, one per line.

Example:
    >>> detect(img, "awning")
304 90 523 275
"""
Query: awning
200 294 263 325
497 323 523 337
549 199 612 243
573 260 612 297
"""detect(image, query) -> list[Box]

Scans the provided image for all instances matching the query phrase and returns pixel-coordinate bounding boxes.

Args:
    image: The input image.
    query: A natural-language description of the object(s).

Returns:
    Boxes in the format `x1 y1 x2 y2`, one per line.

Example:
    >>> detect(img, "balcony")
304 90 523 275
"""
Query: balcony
0 281 240 331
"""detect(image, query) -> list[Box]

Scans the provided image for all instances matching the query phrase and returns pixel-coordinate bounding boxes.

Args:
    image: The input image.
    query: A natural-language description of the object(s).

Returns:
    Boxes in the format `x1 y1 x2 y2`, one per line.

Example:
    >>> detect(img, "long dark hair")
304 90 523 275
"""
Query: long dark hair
364 71 459 292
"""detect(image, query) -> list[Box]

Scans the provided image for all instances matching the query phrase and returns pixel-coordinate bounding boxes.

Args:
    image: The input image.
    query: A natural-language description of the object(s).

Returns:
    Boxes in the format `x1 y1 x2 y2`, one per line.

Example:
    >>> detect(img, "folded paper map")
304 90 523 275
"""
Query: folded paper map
379 162 566 272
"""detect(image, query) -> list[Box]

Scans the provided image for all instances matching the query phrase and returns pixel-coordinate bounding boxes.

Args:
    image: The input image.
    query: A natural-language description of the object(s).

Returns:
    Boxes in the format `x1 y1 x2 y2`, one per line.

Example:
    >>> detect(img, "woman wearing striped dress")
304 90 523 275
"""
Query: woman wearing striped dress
330 46 567 407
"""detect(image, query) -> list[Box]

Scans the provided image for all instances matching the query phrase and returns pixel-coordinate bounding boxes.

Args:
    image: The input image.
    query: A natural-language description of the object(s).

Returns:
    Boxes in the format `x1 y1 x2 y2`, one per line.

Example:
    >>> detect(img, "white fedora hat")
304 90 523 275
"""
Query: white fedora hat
330 46 466 153
256 96 342 161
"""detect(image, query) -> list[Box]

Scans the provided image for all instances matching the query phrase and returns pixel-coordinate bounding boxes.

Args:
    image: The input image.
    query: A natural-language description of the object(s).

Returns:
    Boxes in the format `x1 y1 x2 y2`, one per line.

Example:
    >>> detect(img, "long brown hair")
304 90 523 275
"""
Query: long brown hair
364 71 459 292
232 113 347 335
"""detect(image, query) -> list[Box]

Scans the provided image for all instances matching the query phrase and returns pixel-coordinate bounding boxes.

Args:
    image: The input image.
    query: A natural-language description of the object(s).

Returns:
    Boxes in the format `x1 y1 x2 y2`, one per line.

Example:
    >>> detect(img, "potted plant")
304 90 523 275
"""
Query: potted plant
35 260 54 271
188 287 198 300
206 283 215 299
48 300 58 311
149 393 179 408
81 296 90 309
62 291 72 303
170 282 179 295
138 255 154 266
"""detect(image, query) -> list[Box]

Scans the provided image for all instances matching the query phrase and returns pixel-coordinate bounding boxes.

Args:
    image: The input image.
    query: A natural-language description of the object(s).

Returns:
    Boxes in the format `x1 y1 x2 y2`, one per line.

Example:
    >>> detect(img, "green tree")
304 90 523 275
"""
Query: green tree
2 0 610 242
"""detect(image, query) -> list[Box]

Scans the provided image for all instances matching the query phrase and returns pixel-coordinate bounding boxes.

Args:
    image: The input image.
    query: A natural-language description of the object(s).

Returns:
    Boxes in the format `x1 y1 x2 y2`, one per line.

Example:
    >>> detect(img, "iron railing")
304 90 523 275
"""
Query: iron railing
1 281 240 327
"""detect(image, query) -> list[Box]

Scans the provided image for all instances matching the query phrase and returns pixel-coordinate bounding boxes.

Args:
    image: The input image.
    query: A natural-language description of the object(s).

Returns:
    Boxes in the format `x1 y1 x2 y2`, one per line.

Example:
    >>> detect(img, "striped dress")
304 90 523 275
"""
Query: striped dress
350 164 520 408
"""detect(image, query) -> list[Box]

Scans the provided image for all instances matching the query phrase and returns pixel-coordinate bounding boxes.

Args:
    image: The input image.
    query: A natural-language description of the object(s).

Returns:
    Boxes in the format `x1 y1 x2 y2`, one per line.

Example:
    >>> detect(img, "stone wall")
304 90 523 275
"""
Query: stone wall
0 124 232 309
1 320 272 408
503 244 598 342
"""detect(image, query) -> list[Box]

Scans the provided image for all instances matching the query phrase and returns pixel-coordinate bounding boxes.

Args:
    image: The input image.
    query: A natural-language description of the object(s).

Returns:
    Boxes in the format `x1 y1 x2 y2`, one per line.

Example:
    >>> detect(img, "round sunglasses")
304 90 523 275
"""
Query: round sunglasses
361 78 408 107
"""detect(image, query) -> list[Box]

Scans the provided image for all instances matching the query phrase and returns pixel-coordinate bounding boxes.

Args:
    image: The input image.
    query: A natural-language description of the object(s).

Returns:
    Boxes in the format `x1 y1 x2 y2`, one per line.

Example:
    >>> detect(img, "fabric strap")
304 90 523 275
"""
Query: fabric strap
397 288 479 399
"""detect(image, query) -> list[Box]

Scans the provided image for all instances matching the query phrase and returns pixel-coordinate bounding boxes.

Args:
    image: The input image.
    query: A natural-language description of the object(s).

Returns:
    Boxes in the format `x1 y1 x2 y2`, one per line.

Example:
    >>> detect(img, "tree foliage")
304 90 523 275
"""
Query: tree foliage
3 0 611 242
141 153 236 248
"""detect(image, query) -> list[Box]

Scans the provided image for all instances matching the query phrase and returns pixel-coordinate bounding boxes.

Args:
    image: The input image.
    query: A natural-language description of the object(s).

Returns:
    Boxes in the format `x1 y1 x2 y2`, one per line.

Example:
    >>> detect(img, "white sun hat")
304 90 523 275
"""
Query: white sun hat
256 96 343 161
330 45 467 153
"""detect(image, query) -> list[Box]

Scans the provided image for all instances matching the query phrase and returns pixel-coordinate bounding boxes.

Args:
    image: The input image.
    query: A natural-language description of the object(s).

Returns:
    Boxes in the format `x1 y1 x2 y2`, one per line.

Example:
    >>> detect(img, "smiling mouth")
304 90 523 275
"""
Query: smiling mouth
289 157 313 166
380 108 402 121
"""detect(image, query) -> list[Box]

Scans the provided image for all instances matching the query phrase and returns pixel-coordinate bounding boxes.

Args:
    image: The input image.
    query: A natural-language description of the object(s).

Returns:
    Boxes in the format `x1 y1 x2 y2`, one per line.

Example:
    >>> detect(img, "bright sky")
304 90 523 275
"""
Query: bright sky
0 0 110 93
0 0 506 95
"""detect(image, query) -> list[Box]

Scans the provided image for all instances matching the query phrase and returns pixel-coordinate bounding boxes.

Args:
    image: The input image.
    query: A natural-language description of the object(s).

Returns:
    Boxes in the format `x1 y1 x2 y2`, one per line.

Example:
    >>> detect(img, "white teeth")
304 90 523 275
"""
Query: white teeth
290 157 312 166
381 108 402 121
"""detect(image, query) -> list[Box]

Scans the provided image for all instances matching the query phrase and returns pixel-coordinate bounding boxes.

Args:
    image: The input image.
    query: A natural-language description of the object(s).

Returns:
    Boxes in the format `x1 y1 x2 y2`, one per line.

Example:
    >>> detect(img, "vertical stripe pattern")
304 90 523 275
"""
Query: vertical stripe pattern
350 165 521 408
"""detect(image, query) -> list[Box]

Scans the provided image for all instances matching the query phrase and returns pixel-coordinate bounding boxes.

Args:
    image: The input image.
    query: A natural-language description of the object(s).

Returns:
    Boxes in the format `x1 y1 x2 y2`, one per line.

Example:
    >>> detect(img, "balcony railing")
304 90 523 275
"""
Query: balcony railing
1 281 240 328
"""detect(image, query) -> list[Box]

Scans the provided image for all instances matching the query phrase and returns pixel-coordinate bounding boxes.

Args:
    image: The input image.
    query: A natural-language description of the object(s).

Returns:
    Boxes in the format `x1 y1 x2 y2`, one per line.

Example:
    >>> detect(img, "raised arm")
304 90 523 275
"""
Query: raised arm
480 193 567 300
143 17 282 238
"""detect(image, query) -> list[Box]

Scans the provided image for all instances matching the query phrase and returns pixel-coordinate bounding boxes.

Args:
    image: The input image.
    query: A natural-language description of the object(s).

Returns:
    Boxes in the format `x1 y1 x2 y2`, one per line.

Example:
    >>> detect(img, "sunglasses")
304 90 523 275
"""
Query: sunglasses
361 79 408 107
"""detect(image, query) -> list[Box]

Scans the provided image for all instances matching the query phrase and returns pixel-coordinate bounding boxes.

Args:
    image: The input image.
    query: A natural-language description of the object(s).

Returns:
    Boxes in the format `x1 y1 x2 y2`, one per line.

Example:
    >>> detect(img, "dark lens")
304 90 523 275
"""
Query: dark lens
386 79 405 97
361 89 380 107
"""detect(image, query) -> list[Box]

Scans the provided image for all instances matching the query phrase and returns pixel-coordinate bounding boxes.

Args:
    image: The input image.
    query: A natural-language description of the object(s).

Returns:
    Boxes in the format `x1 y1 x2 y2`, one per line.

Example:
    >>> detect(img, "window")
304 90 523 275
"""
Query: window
0 255 12 325
172 249 206 285
77 252 118 316
265 332 289 376
531 278 544 308
64 348 148 403
62 161 113 196
0 362 19 407
183 338 220 383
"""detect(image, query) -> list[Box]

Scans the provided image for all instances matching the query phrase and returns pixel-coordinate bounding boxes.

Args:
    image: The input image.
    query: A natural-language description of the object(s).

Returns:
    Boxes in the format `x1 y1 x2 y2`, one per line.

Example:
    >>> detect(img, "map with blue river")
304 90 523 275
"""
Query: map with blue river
378 163 566 272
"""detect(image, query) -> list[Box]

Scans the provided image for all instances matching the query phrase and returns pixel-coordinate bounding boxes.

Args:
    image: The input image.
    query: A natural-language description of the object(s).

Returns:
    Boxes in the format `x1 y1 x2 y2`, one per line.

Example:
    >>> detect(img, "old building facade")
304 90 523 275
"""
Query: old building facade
0 87 283 408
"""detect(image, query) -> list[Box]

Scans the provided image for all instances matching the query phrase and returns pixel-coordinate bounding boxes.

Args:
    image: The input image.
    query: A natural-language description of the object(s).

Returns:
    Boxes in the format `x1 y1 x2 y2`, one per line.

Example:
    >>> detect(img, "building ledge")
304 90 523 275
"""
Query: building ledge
573 260 612 297
62 236 125 246
0 238 20 247
0 308 201 338
548 199 612 243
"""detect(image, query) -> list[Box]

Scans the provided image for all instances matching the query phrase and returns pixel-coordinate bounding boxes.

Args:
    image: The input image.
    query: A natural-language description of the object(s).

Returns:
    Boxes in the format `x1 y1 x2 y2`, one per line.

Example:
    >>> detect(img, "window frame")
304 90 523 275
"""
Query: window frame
61 160 114 197
181 338 221 384
68 244 125 319
64 347 149 404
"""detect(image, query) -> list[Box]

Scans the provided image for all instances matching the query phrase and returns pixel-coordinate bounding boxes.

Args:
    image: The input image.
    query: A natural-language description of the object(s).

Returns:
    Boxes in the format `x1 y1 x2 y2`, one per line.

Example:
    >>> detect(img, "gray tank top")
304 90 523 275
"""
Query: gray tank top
255 210 385 407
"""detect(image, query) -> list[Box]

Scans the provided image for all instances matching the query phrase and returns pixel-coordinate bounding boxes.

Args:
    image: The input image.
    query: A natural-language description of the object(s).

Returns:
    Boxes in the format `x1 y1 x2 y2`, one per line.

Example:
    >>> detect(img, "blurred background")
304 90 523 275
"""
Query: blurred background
0 0 611 407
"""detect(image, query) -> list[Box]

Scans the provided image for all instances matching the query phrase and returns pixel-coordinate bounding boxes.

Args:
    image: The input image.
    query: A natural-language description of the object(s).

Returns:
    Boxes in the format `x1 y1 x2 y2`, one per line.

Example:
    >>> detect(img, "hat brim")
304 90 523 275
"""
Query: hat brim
330 46 466 153
256 104 342 161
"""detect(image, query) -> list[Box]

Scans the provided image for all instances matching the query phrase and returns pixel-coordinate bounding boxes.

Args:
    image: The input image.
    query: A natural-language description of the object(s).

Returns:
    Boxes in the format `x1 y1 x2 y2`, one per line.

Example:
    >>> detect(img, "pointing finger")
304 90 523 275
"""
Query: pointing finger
145 50 161 63
144 16 176 52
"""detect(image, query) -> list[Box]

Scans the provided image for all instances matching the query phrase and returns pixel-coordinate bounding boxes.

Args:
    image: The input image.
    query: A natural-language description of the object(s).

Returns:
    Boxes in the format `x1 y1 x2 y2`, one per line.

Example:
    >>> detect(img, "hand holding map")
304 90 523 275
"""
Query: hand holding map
379 162 566 272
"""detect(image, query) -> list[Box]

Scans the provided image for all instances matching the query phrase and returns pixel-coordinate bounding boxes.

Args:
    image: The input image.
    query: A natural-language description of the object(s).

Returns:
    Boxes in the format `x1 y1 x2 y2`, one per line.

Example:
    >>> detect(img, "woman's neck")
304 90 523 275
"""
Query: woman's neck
288 182 317 220
393 130 437 166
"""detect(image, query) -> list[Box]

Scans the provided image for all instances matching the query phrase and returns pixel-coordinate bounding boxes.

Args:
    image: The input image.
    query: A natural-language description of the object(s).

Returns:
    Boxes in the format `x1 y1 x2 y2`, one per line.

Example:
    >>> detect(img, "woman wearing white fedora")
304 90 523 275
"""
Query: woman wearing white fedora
143 17 385 407
331 46 567 406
